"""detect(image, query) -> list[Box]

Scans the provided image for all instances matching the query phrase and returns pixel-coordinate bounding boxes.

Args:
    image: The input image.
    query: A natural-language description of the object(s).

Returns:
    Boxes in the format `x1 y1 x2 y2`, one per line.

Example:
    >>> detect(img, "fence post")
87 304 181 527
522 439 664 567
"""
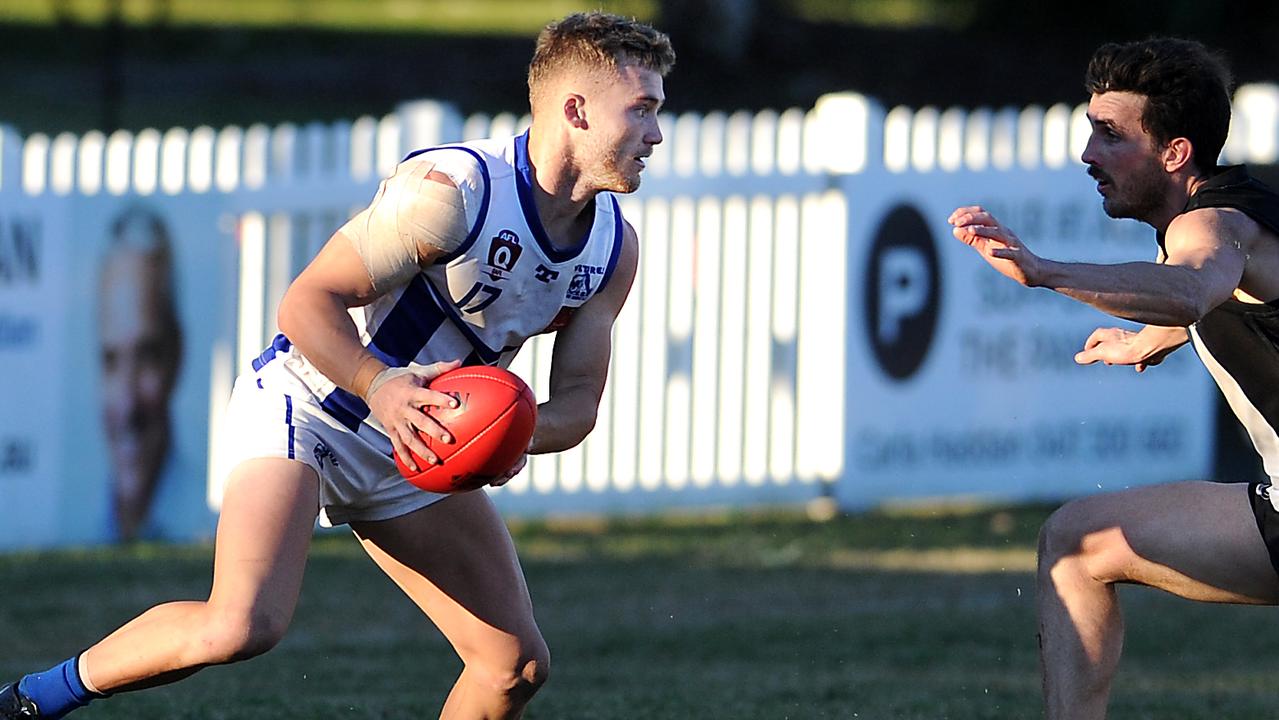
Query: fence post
396 99 465 153
0 125 21 194
1229 83 1279 164
809 92 884 175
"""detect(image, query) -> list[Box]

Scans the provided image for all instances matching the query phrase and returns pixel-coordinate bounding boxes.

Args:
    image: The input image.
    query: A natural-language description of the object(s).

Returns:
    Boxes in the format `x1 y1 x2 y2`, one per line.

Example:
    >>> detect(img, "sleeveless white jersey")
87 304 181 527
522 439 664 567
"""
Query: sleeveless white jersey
253 131 626 449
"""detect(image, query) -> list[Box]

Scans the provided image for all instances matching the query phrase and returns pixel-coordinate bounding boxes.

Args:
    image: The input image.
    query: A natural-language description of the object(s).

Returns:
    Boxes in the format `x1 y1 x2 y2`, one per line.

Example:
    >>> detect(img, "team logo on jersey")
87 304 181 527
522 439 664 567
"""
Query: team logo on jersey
484 230 523 282
567 263 605 301
313 440 340 469
534 264 560 283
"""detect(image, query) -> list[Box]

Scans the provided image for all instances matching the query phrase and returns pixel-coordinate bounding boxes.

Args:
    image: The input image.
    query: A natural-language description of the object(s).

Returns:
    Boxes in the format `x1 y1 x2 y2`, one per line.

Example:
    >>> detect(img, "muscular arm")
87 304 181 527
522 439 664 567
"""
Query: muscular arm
277 170 469 468
1035 261 1218 325
1038 209 1245 324
277 234 386 398
951 206 1247 326
530 223 639 454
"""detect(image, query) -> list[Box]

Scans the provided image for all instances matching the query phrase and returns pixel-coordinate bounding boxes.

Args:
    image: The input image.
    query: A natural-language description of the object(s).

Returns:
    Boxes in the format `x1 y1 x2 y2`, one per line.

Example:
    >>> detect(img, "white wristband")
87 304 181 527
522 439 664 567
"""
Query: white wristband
364 365 419 402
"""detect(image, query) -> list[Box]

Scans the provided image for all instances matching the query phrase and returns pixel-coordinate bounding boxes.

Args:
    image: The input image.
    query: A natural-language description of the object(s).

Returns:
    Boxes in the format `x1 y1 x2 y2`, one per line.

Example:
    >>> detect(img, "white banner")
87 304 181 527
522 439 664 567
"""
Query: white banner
836 167 1217 507
0 197 69 546
0 194 234 549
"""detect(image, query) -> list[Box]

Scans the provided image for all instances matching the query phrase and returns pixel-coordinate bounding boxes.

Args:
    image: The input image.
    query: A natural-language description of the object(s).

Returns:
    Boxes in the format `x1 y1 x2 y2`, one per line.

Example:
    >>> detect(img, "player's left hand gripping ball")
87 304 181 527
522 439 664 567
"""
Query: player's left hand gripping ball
394 366 537 493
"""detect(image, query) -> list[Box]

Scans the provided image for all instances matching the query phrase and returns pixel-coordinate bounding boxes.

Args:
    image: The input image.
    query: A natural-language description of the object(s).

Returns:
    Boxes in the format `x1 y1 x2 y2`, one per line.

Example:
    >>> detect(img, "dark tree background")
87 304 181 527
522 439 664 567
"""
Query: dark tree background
2 0 1277 136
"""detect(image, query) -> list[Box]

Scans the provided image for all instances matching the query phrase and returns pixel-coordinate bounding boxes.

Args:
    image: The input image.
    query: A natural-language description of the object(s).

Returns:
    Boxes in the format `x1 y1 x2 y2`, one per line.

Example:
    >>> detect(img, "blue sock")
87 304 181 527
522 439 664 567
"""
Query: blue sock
16 656 99 719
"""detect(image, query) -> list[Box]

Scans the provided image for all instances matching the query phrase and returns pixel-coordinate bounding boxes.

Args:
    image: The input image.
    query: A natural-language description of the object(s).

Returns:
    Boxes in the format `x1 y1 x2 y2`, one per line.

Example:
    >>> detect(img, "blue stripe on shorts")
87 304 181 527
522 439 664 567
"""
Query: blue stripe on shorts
284 394 295 459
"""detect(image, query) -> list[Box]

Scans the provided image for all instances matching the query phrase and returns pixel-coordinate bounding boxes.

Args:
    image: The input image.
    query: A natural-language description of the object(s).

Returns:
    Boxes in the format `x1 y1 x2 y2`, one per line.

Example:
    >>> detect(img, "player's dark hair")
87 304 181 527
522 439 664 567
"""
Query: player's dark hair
1085 38 1233 175
528 12 675 108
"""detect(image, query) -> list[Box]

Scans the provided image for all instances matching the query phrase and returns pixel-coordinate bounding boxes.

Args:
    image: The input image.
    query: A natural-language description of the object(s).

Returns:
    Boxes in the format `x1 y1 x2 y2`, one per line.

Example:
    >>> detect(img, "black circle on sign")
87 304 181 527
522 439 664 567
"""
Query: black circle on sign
863 204 942 381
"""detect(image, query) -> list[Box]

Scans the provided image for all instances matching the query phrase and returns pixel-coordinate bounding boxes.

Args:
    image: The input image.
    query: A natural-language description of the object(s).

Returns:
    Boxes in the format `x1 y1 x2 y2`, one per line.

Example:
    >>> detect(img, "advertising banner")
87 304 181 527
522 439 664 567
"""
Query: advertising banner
0 197 69 546
837 167 1218 507
0 194 235 549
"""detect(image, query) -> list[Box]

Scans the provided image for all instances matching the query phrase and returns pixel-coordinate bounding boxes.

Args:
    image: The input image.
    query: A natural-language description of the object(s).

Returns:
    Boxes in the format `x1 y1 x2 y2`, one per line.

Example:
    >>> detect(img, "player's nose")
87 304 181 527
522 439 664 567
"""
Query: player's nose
1080 135 1100 166
646 120 663 145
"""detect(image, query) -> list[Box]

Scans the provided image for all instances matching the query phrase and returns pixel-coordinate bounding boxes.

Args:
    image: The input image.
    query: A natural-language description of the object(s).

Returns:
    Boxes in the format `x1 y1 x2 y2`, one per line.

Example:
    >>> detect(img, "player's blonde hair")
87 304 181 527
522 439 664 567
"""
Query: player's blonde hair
527 12 675 112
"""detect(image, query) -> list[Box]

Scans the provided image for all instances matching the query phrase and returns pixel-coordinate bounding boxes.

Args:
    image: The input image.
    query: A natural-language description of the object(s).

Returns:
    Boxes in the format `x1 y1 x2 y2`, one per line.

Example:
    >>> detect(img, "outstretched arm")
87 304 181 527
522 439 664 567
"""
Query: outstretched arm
949 206 1246 326
532 223 639 454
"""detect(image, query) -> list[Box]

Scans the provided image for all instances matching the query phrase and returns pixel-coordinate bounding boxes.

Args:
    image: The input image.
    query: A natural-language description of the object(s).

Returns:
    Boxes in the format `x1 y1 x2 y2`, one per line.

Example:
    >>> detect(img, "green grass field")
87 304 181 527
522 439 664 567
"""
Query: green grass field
2 502 1278 719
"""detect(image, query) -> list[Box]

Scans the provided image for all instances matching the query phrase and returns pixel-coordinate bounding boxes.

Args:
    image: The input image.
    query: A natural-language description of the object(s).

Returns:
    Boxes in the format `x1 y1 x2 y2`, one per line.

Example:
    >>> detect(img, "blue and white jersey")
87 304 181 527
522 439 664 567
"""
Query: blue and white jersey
254 131 627 437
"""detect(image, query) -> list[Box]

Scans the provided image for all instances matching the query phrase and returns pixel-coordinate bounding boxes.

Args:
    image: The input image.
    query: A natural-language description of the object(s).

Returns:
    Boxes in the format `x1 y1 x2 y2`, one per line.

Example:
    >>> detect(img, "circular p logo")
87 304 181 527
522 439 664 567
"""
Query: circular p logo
864 204 941 380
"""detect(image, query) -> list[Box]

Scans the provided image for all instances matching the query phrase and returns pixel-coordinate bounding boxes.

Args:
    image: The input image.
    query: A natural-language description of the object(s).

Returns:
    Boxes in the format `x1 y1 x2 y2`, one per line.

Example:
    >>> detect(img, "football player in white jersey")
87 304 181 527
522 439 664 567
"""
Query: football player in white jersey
1 12 673 720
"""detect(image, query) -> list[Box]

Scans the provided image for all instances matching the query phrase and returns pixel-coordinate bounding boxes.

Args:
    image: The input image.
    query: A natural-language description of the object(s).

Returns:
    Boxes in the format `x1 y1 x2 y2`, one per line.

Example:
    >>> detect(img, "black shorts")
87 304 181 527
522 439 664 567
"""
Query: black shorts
1247 481 1279 578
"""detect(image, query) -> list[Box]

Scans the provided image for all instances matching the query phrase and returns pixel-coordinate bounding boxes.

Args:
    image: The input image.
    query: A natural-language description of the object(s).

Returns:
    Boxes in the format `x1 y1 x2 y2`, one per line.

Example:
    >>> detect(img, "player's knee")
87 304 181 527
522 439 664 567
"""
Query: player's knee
527 640 552 690
468 637 550 702
199 605 292 663
1038 502 1087 566
513 651 550 699
1039 502 1135 583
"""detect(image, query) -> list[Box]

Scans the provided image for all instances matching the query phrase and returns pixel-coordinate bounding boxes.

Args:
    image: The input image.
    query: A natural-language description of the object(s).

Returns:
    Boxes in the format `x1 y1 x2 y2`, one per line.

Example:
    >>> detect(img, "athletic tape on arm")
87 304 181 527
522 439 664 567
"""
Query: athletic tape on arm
363 364 421 402
339 158 471 292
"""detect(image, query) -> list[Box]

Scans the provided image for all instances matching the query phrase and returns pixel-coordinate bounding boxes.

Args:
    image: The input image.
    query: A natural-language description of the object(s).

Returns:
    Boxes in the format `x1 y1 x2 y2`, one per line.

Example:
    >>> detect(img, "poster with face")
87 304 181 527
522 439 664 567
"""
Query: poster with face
0 191 236 549
94 206 188 540
77 197 234 545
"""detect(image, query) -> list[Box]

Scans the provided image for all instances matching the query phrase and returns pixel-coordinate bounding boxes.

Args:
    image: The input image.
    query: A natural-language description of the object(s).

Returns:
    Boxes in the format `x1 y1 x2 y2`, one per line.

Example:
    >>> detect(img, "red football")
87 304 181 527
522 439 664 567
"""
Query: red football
394 365 537 493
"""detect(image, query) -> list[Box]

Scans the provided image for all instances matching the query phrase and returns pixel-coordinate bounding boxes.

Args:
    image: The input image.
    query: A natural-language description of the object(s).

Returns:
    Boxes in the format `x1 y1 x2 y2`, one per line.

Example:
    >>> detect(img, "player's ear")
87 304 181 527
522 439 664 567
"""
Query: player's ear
1162 137 1193 173
563 94 588 130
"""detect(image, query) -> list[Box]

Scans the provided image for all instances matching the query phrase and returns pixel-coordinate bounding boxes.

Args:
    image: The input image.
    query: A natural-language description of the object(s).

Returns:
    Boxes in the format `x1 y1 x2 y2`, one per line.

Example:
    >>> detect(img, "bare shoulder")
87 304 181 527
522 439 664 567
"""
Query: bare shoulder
604 218 638 295
620 217 639 250
614 219 640 284
576 217 639 318
1173 207 1279 301
1165 206 1266 255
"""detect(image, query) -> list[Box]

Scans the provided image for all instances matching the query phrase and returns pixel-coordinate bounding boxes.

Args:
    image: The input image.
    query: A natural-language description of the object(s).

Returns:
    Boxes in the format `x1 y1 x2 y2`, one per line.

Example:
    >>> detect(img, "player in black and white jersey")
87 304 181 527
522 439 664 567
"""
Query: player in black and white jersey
950 38 1279 720
1 12 673 720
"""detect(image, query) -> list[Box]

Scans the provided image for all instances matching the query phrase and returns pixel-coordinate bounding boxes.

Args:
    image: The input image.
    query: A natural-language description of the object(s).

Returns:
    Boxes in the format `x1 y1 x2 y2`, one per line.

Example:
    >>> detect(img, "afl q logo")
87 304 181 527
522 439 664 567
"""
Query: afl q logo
864 204 941 381
485 229 523 281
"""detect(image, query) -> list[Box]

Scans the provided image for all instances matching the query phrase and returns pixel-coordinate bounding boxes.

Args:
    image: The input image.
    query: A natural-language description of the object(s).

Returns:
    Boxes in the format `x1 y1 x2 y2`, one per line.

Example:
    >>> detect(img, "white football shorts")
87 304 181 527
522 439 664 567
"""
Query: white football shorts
216 361 449 527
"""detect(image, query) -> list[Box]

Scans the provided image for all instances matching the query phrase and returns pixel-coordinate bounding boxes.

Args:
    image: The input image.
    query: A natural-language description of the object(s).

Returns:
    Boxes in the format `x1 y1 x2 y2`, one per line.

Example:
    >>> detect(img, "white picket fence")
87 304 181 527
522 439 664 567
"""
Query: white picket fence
4 82 1279 520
